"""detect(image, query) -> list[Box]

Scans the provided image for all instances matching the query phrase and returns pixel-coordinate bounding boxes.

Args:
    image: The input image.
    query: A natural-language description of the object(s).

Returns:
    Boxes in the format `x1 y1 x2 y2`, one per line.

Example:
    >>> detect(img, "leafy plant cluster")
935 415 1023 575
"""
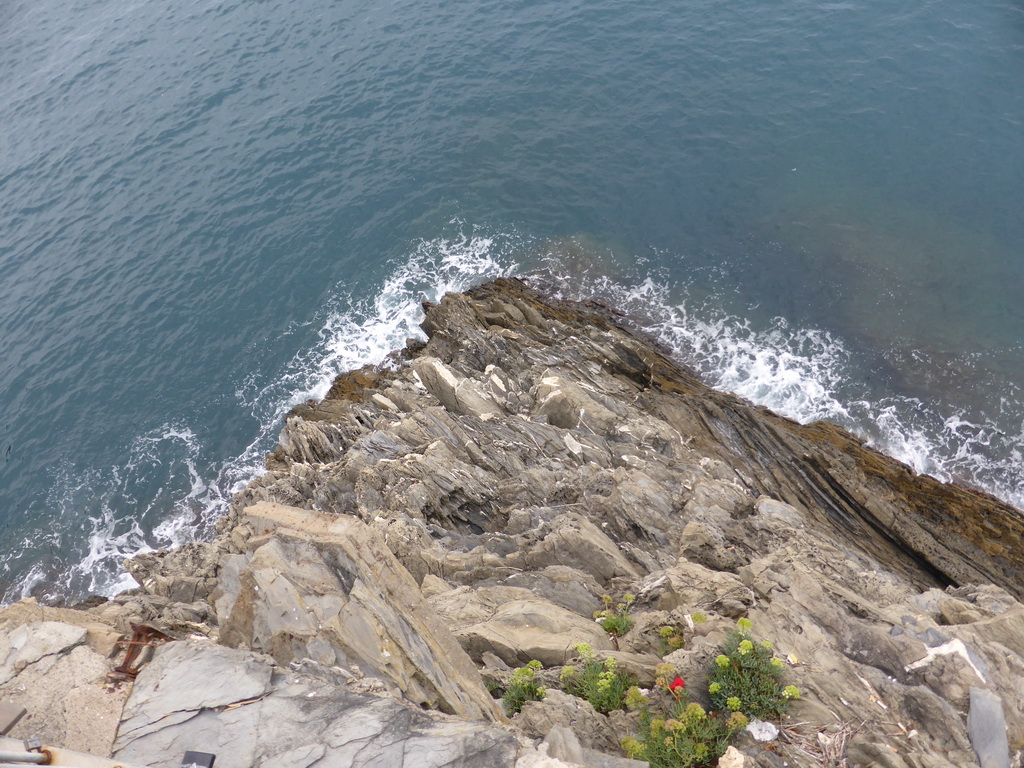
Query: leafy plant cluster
657 612 708 657
593 593 636 646
498 617 800 768
624 695 748 768
502 659 547 716
560 643 636 714
658 624 686 655
622 619 801 768
707 618 799 720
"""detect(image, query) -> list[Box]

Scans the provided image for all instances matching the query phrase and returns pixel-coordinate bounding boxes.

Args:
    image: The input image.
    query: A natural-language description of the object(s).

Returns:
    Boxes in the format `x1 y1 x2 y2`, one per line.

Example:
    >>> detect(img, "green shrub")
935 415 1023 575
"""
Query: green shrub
706 619 799 720
594 593 636 643
503 660 547 716
624 693 747 767
622 621 800 766
658 624 686 656
560 643 636 714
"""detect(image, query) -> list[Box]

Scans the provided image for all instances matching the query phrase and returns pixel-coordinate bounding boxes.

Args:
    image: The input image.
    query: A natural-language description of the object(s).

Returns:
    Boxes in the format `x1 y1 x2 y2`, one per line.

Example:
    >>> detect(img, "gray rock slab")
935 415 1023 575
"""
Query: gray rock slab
0 702 25 734
543 724 584 764
413 357 503 420
116 641 273 746
967 686 1010 768
0 621 87 685
220 502 502 721
114 641 518 768
0 623 125 755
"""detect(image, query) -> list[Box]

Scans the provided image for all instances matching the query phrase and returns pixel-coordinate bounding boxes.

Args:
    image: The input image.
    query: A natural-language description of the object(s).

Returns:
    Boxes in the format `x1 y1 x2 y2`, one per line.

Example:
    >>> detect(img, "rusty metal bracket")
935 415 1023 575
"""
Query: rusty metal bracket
111 625 175 678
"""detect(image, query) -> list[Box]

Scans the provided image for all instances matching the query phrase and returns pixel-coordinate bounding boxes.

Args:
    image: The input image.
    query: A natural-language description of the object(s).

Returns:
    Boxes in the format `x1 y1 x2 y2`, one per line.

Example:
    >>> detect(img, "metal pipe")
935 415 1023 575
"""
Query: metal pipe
0 751 46 764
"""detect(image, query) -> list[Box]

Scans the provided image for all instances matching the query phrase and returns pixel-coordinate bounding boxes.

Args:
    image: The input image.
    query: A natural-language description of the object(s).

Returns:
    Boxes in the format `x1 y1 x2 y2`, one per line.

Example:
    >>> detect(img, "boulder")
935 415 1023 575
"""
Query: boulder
640 558 753 616
124 542 220 604
516 690 615 751
531 374 621 434
413 357 504 420
509 513 641 585
497 565 605 618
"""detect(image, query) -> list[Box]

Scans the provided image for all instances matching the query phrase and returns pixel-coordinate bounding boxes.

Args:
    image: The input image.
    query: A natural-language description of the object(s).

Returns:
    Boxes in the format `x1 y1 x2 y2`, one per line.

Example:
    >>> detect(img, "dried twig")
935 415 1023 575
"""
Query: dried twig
780 719 864 768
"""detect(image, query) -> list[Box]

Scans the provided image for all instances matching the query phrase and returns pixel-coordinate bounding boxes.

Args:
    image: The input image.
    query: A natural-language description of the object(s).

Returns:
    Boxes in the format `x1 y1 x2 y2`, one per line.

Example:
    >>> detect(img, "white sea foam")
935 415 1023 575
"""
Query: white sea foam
189 229 520 531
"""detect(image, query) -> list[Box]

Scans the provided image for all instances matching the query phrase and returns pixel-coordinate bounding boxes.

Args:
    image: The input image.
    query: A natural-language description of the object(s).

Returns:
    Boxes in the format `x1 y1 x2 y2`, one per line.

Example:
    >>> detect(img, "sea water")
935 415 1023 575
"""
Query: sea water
1 0 1022 601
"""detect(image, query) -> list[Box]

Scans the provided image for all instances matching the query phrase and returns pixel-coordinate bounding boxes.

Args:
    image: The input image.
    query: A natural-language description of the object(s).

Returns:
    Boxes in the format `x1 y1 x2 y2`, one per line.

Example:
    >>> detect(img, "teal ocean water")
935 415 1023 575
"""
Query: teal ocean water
1 0 1022 600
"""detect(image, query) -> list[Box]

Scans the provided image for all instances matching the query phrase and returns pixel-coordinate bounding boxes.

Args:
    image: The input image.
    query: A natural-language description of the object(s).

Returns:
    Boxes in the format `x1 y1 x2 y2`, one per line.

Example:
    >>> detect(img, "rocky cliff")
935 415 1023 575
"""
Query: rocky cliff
1 277 1022 768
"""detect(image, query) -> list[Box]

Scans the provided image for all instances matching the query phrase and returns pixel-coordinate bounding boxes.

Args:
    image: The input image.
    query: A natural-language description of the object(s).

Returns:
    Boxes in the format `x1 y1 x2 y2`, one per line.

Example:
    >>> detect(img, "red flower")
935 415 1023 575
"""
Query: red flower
669 677 685 697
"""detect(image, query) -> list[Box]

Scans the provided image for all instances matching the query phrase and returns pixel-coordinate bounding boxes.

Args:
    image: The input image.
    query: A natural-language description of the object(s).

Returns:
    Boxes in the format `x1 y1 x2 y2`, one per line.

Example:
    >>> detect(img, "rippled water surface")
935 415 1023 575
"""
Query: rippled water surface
1 0 1022 599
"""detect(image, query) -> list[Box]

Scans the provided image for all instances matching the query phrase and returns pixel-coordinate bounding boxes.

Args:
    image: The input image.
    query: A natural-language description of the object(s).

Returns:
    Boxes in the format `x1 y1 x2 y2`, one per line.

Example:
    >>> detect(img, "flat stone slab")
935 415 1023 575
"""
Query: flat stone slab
114 641 518 768
968 686 1010 768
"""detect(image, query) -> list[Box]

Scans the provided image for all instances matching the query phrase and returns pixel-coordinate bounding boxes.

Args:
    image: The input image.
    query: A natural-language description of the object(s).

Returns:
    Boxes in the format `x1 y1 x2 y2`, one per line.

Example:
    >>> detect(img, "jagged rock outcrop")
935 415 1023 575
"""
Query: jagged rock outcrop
231 278 1024 597
5 277 1024 767
212 501 502 722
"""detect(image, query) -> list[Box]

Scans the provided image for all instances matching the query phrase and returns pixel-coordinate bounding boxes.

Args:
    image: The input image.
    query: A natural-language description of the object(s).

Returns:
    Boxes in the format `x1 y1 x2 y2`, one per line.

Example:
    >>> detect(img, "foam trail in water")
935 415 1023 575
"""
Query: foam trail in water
40 230 520 599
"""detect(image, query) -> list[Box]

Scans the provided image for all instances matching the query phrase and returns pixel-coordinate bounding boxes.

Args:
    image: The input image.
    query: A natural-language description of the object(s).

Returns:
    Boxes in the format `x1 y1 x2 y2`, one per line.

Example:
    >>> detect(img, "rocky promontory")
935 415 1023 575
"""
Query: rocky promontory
1 278 1022 768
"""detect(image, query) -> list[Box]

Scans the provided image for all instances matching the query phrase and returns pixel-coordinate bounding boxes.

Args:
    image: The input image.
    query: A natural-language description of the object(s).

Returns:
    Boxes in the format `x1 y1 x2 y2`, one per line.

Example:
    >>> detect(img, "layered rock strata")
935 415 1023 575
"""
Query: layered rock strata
2 277 1023 768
